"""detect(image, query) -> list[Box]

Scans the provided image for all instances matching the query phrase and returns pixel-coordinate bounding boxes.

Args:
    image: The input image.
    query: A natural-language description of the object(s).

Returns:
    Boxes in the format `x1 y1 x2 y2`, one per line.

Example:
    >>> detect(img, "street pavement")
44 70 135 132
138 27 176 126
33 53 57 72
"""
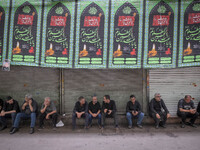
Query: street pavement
0 124 200 150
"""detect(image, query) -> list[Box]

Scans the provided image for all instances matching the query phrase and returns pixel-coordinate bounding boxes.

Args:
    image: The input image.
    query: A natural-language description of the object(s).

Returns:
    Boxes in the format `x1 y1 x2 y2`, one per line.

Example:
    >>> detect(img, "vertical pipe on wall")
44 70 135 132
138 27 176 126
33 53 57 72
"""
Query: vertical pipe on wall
142 69 148 115
59 68 64 114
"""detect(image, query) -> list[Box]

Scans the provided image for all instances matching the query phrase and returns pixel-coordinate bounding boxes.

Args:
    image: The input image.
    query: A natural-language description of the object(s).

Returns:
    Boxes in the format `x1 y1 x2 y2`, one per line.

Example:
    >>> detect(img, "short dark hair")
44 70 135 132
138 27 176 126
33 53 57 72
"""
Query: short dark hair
104 95 110 100
78 96 84 101
130 95 136 99
6 96 12 101
185 95 191 99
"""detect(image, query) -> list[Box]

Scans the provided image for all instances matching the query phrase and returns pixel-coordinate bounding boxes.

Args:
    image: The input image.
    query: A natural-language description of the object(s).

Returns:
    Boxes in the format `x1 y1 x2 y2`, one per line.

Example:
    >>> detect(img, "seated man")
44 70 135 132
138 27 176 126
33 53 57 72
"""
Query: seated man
149 93 170 129
10 94 38 134
126 95 144 129
72 96 89 130
0 96 20 131
197 101 200 115
88 95 101 128
101 95 118 132
39 97 58 130
0 99 3 112
177 95 199 128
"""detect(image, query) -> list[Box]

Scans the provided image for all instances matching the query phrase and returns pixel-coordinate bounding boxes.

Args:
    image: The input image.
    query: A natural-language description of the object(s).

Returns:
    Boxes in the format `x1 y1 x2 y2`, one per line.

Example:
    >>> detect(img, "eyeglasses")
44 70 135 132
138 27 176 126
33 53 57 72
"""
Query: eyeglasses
156 96 161 98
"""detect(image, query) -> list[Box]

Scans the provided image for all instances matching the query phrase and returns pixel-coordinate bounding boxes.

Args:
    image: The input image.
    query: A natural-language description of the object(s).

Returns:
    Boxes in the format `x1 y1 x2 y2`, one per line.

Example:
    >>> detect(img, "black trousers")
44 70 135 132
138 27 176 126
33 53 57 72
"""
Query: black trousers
101 111 118 128
151 111 167 126
39 112 58 127
177 112 199 124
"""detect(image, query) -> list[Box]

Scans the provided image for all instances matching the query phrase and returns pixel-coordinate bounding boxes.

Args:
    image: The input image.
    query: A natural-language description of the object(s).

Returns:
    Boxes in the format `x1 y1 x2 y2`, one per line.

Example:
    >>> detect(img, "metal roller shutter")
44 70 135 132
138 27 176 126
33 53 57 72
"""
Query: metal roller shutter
64 69 144 114
149 67 200 116
0 66 60 109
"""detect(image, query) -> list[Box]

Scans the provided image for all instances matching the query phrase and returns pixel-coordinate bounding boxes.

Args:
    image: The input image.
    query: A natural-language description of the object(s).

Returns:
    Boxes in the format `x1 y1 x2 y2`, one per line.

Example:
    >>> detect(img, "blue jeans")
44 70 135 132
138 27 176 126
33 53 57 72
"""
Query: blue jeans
13 112 36 128
88 113 101 125
0 113 17 126
126 112 144 126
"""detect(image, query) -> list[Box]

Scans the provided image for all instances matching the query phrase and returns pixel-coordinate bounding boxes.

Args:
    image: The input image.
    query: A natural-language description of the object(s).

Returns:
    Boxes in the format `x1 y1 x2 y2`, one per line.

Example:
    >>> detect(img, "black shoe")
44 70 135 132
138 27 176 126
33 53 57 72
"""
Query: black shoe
10 127 14 132
155 125 159 129
190 124 197 128
38 126 44 131
0 125 7 131
29 127 34 134
160 124 166 128
10 127 18 134
137 124 143 129
181 123 185 128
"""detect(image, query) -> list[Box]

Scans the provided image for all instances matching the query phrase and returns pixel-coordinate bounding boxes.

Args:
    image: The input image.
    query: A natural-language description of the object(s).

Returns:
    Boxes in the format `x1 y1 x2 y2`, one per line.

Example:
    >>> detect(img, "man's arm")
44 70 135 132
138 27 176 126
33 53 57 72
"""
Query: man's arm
126 102 131 113
161 100 169 113
150 99 157 114
40 105 47 113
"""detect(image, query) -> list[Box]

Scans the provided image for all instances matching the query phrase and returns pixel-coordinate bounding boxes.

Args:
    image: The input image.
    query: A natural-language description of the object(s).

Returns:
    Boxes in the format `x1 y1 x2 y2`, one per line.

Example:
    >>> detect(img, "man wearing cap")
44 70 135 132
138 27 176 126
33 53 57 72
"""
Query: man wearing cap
39 97 58 130
0 96 20 131
88 95 101 128
10 94 38 134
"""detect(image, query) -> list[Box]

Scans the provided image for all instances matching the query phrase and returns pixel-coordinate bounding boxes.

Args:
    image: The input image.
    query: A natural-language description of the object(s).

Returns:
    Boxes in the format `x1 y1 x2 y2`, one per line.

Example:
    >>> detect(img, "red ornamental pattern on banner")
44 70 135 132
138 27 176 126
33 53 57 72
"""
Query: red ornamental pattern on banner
84 16 101 27
152 15 170 26
118 16 135 26
50 16 67 26
17 14 34 25
188 13 200 24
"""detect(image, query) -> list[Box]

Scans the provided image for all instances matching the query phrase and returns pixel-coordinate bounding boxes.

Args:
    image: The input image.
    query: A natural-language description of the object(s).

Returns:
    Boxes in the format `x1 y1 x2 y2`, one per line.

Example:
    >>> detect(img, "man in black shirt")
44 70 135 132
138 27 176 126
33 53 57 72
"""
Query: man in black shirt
72 96 89 130
177 95 199 128
149 93 170 129
0 96 20 131
88 95 101 128
0 99 4 113
101 95 118 132
10 94 38 134
126 95 144 129
197 101 200 115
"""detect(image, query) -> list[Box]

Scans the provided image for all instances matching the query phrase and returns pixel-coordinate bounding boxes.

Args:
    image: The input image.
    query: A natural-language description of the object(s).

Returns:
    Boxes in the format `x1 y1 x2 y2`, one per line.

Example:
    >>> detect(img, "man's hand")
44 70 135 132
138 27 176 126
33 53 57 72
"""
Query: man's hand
108 110 112 115
156 113 161 119
92 113 97 118
104 109 108 113
29 100 32 105
190 109 196 114
0 112 5 116
77 112 82 119
46 114 50 119
167 113 170 118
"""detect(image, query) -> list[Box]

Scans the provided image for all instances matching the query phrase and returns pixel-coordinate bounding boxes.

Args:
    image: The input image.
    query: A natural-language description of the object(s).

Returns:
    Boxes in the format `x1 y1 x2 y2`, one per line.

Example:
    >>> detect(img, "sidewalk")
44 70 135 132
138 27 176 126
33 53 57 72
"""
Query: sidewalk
0 124 200 150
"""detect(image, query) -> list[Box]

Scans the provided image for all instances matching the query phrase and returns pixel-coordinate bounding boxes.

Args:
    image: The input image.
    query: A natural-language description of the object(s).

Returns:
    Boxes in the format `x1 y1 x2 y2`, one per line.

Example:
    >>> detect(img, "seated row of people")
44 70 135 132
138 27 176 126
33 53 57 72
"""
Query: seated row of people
0 93 199 134
0 94 57 134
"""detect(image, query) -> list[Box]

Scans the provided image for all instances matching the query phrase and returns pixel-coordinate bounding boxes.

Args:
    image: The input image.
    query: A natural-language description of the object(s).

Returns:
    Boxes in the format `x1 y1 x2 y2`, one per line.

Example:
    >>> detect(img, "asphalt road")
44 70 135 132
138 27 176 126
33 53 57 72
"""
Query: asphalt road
0 124 200 150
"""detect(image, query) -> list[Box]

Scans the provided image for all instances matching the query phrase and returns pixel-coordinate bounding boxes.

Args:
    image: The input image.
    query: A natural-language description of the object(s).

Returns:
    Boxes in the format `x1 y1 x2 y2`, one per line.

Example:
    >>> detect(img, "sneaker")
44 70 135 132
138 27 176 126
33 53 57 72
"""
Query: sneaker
137 124 143 129
128 125 132 129
181 123 185 128
155 125 159 129
29 127 34 134
160 124 166 128
190 124 197 128
101 127 104 134
10 127 18 134
38 126 44 131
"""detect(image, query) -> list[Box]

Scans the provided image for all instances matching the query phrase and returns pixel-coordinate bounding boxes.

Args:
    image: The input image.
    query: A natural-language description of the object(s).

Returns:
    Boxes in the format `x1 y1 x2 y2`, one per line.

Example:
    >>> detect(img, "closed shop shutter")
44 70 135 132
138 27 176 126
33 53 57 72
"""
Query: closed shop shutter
0 66 60 109
149 67 200 116
64 69 144 114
